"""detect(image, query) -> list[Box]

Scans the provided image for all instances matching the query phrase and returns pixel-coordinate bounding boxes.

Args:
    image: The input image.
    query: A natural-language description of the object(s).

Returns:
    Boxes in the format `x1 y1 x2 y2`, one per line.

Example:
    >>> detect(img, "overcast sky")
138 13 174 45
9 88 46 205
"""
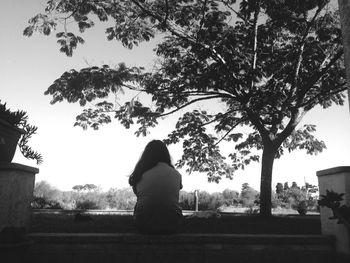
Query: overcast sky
1 0 349 193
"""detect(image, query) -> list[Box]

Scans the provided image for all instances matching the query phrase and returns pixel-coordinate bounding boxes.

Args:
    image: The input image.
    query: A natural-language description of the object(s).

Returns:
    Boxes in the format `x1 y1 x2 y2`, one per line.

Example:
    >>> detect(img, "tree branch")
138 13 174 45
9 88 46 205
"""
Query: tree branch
197 0 208 41
250 0 260 89
298 49 344 102
276 108 306 147
287 6 324 103
214 119 245 146
163 0 169 26
301 83 347 109
130 0 229 68
155 89 235 98
221 0 251 24
159 95 225 117
245 108 270 143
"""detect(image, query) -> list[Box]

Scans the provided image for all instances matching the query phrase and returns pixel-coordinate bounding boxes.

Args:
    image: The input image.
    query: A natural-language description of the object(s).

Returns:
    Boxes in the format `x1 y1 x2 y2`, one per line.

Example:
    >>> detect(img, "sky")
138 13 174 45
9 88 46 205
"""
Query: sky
1 0 350 193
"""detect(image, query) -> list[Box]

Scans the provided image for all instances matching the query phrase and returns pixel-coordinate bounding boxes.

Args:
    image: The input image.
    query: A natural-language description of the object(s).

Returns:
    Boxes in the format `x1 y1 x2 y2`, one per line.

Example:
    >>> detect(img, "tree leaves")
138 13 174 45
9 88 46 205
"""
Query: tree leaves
281 124 326 155
162 110 233 182
25 0 346 183
56 32 85 56
44 63 144 105
23 13 56 37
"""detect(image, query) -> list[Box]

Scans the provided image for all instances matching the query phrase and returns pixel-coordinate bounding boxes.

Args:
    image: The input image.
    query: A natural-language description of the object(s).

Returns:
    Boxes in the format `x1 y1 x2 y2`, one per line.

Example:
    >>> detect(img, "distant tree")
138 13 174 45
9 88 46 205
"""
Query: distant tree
240 183 259 207
198 191 212 210
271 191 280 209
31 197 62 209
106 188 136 210
34 181 60 201
275 183 284 195
284 182 290 191
58 191 77 210
275 181 311 210
222 188 240 206
291 182 300 189
179 191 194 210
76 200 99 210
25 0 346 216
210 192 226 209
83 184 98 192
72 185 84 192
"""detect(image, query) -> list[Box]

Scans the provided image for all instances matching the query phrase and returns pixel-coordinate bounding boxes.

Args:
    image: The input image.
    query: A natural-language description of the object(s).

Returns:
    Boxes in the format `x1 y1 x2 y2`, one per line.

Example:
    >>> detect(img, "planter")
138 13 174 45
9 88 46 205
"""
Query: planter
317 166 350 260
0 119 24 163
0 163 39 232
0 239 33 263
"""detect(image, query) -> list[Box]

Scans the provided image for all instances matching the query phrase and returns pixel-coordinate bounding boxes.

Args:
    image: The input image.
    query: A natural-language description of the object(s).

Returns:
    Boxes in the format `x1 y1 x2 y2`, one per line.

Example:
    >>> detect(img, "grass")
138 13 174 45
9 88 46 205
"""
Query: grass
29 211 321 235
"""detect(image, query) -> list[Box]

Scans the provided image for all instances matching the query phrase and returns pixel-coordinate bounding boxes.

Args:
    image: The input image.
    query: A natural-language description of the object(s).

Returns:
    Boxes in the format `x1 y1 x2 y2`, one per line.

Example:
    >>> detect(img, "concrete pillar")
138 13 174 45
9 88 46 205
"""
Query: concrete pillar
0 163 39 232
317 166 350 260
338 0 350 107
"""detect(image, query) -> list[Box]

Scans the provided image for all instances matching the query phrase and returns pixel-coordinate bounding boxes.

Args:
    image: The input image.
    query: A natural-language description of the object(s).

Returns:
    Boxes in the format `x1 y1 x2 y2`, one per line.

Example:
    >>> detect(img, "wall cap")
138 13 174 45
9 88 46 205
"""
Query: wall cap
0 162 39 174
317 166 350 177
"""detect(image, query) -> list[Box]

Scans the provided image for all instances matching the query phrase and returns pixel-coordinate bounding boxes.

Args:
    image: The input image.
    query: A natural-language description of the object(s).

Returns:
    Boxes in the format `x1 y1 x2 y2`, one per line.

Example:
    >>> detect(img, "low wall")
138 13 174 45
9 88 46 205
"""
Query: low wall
22 233 335 263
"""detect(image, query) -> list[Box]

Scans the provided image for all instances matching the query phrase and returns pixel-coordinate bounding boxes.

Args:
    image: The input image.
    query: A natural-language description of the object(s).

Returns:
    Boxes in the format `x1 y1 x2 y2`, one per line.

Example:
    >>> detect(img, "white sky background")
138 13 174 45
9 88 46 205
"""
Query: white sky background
1 0 349 193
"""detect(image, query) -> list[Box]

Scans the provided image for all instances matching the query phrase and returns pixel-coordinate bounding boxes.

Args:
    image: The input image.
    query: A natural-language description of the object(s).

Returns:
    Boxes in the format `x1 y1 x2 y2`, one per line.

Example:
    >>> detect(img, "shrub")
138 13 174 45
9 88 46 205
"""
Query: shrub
294 200 308 215
179 191 194 210
105 188 136 210
75 200 99 210
244 206 260 214
31 196 62 209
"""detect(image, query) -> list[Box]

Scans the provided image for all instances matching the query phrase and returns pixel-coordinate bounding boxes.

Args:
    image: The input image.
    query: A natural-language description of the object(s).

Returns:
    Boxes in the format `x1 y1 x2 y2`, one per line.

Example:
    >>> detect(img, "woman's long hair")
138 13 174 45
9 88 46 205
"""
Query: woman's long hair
129 140 173 187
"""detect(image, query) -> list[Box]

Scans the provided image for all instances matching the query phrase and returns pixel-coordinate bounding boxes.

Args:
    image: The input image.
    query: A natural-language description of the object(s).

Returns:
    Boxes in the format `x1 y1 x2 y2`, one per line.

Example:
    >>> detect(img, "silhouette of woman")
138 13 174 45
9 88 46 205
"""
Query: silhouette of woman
129 140 183 234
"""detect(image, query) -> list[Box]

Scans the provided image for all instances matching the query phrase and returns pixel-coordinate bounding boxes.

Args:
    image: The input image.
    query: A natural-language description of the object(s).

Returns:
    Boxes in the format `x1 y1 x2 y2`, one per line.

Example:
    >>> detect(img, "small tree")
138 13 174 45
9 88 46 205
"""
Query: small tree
72 185 84 192
83 184 98 192
275 182 284 195
284 182 290 191
240 183 259 207
291 182 300 189
222 188 240 206
25 0 346 216
34 181 60 201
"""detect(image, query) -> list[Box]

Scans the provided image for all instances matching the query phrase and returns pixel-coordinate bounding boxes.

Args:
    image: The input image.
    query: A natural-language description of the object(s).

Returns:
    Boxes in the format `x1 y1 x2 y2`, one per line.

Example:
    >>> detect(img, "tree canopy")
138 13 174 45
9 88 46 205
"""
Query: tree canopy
25 0 347 216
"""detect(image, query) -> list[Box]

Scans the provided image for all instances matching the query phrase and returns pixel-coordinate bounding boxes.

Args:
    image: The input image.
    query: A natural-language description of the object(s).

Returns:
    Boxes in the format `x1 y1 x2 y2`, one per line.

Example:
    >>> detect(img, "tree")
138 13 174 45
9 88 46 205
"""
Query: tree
222 188 240 205
291 181 300 189
275 183 284 195
72 185 84 192
105 188 136 209
34 180 60 200
240 183 259 207
83 184 98 192
24 0 347 216
275 180 319 213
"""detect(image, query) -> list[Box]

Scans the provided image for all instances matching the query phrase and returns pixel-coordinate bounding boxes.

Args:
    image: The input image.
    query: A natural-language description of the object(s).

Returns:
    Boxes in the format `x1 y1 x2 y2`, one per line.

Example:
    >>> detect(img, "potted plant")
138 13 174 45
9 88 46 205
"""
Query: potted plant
0 100 42 164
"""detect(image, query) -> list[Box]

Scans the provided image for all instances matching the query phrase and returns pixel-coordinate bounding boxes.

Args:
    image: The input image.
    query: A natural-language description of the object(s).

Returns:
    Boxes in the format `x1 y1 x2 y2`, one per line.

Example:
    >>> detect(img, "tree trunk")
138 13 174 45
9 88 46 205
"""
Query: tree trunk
259 144 276 217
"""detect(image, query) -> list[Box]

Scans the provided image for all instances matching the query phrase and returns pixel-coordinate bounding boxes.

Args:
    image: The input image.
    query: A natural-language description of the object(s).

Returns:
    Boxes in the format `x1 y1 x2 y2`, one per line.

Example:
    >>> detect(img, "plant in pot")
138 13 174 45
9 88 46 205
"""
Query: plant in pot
0 101 42 164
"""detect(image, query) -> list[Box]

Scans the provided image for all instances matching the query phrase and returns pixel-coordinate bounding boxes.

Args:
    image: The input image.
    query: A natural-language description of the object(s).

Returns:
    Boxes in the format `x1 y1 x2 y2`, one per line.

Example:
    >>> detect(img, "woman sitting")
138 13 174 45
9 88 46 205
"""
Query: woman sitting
129 140 183 234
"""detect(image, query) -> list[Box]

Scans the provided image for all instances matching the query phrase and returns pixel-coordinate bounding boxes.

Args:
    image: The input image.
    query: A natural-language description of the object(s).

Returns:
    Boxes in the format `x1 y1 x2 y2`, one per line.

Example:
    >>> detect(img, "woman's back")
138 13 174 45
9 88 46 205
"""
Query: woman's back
133 162 183 234
135 162 182 203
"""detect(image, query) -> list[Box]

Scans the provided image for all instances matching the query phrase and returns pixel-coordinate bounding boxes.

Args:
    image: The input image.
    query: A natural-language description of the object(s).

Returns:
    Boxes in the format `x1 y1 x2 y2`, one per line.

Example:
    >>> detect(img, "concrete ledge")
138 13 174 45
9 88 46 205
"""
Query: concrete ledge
317 166 350 177
25 233 336 263
28 233 335 245
0 162 39 174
